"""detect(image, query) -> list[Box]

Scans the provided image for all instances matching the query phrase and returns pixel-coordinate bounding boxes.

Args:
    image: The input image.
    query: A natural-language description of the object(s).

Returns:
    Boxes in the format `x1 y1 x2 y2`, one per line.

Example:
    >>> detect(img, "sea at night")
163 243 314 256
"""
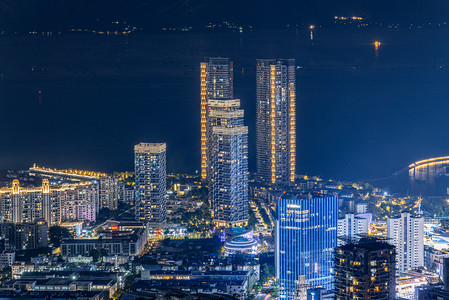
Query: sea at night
1 26 449 185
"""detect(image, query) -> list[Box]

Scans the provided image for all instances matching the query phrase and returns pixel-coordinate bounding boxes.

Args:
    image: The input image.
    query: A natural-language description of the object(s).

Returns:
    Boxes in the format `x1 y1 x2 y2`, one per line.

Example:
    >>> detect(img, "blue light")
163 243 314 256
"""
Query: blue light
276 196 338 299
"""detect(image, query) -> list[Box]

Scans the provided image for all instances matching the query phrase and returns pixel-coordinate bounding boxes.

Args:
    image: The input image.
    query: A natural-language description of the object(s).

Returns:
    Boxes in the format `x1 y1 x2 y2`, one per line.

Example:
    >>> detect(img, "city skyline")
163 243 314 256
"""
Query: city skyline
1 2 449 299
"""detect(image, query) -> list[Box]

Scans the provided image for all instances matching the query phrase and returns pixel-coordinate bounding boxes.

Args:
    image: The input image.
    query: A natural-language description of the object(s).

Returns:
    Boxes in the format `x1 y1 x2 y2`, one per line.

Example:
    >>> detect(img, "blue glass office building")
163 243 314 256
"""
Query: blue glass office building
276 195 338 299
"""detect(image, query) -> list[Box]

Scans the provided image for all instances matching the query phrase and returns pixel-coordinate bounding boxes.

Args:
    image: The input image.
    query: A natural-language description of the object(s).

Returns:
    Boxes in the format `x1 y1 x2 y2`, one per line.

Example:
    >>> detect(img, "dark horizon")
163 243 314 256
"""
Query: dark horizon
1 0 449 32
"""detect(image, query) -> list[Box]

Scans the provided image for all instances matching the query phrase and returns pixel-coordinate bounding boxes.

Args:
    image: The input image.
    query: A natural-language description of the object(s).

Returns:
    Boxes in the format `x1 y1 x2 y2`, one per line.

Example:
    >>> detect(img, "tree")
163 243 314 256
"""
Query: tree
96 208 113 223
48 226 71 247
90 248 108 262
271 279 280 299
260 263 275 283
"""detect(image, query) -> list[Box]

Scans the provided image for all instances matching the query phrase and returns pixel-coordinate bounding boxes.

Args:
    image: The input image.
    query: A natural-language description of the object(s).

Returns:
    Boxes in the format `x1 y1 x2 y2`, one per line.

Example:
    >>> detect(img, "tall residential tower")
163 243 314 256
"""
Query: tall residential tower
256 59 296 185
334 238 396 299
134 143 167 224
208 99 248 227
200 57 234 181
387 212 424 273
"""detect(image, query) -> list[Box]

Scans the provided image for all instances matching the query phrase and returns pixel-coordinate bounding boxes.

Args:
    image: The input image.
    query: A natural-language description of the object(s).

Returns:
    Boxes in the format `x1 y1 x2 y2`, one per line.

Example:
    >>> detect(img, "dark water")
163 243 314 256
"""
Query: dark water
1 27 449 182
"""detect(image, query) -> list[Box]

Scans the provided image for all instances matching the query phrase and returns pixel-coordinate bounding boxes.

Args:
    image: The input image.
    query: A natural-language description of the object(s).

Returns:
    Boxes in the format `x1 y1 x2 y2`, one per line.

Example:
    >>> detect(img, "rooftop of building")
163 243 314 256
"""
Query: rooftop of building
134 142 166 153
388 211 423 219
280 193 336 200
337 238 395 252
132 278 246 290
144 270 249 276
0 290 105 299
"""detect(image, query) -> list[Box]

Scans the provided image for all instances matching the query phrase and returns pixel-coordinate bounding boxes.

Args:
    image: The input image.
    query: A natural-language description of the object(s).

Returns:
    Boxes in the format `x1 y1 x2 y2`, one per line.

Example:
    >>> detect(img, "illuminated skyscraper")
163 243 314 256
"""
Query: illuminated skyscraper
276 195 338 299
387 212 424 273
208 99 248 227
256 59 296 185
200 57 234 181
134 143 167 223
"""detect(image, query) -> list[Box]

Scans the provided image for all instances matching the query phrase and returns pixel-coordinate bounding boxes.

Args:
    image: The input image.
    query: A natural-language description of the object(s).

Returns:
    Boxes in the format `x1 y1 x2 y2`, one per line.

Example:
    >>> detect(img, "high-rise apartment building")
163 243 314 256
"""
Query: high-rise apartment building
276 195 338 299
60 183 97 223
208 99 248 227
256 59 296 185
1 179 61 225
337 213 370 245
99 175 118 211
387 212 424 273
200 57 233 181
0 221 48 251
0 178 122 225
334 238 396 300
134 143 167 223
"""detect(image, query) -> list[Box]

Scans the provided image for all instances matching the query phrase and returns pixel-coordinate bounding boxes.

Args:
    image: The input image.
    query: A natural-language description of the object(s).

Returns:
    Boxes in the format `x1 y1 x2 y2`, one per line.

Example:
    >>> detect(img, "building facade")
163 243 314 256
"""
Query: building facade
276 195 338 299
337 213 370 245
134 143 167 223
61 227 148 258
200 57 234 181
334 238 396 299
0 179 102 225
387 212 424 273
256 59 296 185
0 221 48 251
208 99 248 227
99 176 119 211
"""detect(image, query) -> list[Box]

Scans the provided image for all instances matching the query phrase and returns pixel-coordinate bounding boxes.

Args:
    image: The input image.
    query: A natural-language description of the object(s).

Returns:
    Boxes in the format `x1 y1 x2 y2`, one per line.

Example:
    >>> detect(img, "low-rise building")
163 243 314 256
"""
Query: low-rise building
424 245 449 278
11 262 35 279
136 270 252 299
61 220 148 258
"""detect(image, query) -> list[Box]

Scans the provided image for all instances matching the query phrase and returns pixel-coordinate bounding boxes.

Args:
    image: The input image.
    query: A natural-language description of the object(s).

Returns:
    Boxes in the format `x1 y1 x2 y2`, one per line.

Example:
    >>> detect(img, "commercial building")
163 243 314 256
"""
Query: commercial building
387 212 424 273
2 270 122 298
307 288 335 300
424 245 449 278
256 59 296 185
0 291 105 299
200 57 234 181
137 270 252 299
223 227 259 255
134 142 167 223
334 238 396 300
276 195 338 298
396 270 429 299
61 221 148 258
208 99 248 227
